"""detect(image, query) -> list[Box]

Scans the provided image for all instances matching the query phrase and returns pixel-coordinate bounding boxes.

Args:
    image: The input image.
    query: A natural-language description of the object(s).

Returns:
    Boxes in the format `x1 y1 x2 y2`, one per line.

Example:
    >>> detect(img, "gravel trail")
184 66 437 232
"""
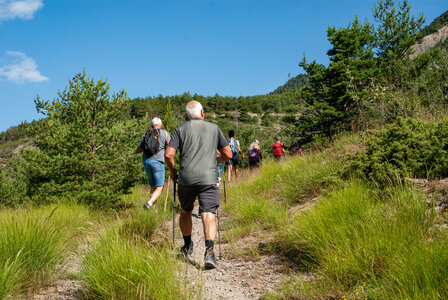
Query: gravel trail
176 210 288 300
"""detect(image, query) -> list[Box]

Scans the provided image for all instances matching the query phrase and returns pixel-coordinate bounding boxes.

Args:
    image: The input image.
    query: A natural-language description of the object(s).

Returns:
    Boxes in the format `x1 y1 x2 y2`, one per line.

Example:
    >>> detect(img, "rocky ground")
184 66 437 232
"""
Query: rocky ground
411 24 448 58
31 252 84 300
176 211 290 300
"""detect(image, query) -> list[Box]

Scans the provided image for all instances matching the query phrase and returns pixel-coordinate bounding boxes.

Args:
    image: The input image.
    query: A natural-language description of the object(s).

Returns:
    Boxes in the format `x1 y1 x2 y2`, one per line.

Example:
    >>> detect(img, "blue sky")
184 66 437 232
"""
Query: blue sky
0 0 446 132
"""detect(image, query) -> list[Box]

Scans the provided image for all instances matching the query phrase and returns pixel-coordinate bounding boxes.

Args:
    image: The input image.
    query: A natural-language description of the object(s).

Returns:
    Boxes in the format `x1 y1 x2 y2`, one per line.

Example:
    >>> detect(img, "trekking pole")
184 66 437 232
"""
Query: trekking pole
217 207 222 260
223 179 227 204
164 175 170 212
172 178 177 249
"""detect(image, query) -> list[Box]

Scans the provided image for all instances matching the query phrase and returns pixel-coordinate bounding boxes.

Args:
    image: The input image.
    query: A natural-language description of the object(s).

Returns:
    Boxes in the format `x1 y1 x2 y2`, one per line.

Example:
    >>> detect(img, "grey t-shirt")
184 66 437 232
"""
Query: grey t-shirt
138 129 171 163
168 119 228 186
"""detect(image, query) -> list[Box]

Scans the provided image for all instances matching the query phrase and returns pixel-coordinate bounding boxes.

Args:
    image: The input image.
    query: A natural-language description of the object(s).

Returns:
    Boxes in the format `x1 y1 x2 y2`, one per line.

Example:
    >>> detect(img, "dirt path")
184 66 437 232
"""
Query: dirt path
32 252 84 300
176 210 289 299
31 191 290 300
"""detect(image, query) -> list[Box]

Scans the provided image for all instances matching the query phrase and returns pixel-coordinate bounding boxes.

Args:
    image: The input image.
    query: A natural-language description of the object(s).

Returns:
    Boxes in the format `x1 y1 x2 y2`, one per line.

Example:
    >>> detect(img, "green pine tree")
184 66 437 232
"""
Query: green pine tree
163 97 179 133
21 71 142 207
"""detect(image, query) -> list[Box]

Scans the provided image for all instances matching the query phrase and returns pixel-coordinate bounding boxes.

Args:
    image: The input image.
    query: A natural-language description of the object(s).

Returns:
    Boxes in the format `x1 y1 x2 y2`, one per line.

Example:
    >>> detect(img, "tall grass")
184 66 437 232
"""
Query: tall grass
120 206 171 243
0 208 67 296
0 253 22 298
276 181 448 299
224 152 341 240
0 203 100 298
81 229 190 299
232 153 339 205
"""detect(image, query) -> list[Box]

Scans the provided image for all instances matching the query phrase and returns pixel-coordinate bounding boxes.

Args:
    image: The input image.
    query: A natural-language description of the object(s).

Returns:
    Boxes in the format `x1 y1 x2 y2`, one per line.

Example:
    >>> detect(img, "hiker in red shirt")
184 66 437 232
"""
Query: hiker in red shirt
272 136 285 162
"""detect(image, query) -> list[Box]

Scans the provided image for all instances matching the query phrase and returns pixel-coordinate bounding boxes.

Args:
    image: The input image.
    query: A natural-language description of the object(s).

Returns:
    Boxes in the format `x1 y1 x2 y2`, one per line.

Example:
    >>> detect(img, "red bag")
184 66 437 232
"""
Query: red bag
272 142 284 157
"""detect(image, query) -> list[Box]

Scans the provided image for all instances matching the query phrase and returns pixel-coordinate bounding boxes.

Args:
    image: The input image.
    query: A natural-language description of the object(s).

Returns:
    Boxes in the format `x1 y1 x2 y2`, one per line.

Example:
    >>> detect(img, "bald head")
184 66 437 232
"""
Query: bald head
186 101 203 119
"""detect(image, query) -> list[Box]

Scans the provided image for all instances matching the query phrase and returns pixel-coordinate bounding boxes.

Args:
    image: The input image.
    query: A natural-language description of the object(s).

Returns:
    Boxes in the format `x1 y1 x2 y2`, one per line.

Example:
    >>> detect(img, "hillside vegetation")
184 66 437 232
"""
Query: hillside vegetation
0 2 448 298
225 126 448 299
0 0 445 207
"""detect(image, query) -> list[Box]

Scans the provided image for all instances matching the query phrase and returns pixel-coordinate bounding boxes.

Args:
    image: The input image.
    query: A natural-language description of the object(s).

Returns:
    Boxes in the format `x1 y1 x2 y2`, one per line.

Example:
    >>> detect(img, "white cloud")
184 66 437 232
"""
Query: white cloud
0 51 49 83
0 0 43 21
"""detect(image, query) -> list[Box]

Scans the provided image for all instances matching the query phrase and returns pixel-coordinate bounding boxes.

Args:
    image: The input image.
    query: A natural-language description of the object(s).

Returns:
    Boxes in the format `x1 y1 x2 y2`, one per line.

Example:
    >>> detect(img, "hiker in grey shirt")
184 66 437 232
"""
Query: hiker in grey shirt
135 117 171 209
165 101 232 269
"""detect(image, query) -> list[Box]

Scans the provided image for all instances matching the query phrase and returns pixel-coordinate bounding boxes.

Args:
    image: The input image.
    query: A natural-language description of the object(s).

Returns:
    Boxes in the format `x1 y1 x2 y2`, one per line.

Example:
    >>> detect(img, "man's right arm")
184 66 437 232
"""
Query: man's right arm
218 146 232 163
165 128 179 180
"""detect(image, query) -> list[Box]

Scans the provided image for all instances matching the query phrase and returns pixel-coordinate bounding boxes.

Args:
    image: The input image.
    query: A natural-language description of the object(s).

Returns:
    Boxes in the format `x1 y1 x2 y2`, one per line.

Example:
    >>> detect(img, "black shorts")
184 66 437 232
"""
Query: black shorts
178 184 220 213
226 154 239 167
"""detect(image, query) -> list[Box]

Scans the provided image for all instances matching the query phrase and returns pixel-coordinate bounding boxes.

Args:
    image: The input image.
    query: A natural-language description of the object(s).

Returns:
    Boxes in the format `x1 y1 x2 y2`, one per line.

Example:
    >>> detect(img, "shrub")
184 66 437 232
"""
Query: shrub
276 181 448 299
0 169 28 207
348 118 448 184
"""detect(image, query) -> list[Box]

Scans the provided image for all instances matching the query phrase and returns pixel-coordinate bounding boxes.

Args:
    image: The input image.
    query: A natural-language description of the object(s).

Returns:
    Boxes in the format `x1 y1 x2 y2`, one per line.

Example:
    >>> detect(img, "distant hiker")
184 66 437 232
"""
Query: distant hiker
165 100 232 269
225 130 244 182
217 150 224 184
247 139 262 169
272 136 285 162
292 145 303 155
135 117 171 209
217 162 224 184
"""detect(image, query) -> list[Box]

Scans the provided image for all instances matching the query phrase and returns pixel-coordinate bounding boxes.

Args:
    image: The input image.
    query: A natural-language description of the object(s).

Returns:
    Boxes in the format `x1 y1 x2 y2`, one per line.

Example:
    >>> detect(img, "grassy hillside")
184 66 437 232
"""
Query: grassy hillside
0 116 447 298
223 126 448 299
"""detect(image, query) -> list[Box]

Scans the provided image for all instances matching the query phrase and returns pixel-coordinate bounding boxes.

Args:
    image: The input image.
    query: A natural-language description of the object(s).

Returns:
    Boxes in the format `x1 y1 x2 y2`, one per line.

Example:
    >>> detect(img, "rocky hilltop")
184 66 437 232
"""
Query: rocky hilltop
411 24 448 58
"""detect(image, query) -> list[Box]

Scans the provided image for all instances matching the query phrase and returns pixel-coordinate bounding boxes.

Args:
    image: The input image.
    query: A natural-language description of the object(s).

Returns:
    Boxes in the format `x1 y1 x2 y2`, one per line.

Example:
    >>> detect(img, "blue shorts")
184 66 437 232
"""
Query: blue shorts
143 159 165 187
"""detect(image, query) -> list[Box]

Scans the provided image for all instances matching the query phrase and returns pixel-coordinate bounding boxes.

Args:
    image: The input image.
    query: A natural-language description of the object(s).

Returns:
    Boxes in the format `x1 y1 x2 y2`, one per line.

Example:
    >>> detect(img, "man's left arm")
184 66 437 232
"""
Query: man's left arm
165 147 177 179
134 138 144 154
217 129 232 163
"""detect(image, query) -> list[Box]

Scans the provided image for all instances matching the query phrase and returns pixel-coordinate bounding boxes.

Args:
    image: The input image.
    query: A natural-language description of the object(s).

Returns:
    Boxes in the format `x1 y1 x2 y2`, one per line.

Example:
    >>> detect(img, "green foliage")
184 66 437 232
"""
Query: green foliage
6 71 145 207
225 153 341 242
0 253 22 298
81 230 190 299
373 0 425 62
120 207 169 242
0 168 28 206
276 182 448 299
419 10 448 38
271 73 309 94
291 0 441 146
0 209 68 297
163 97 179 133
348 118 448 184
294 16 377 145
0 121 34 143
261 114 276 126
238 112 258 124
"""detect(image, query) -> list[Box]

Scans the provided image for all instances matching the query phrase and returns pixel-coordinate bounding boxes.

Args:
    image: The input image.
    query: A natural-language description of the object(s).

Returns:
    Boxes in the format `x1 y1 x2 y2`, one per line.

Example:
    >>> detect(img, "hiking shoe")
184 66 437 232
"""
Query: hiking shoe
204 248 218 269
180 240 194 258
143 202 152 209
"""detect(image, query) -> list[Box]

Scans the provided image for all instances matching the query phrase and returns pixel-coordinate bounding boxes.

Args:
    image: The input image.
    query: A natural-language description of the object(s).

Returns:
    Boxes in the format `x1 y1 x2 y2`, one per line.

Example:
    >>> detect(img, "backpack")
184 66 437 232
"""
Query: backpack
143 128 161 157
229 138 238 155
248 148 259 162
273 142 284 157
